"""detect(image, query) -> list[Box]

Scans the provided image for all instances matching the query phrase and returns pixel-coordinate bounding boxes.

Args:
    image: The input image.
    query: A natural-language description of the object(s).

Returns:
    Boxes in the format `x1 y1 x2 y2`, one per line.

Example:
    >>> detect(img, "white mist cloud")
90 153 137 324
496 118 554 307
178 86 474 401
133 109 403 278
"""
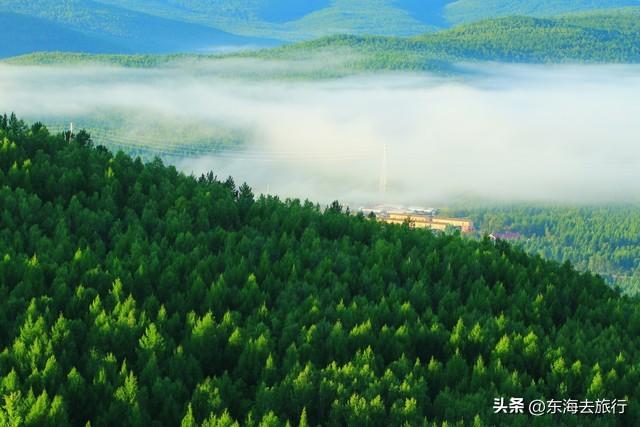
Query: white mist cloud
0 62 639 204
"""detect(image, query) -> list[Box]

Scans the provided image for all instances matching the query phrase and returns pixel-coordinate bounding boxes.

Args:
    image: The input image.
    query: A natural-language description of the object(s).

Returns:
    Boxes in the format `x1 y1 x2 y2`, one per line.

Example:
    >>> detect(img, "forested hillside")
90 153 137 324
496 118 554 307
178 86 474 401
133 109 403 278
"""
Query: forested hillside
94 0 447 32
444 205 640 296
3 0 640 56
7 9 639 72
556 6 640 32
0 0 441 46
0 12 123 58
1 115 640 425
418 15 640 62
445 1 640 24
0 0 278 58
274 12 640 65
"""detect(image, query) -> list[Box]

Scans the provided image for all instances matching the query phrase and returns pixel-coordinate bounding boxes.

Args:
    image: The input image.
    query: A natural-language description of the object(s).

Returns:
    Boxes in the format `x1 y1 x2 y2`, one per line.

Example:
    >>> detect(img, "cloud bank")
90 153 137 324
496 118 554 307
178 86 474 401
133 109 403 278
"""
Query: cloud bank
1 62 639 205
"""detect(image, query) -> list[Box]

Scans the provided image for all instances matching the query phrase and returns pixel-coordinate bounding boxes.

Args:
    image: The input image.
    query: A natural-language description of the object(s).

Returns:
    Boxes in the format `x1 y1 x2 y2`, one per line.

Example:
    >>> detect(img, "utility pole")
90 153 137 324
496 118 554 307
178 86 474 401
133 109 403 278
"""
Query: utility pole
64 122 75 143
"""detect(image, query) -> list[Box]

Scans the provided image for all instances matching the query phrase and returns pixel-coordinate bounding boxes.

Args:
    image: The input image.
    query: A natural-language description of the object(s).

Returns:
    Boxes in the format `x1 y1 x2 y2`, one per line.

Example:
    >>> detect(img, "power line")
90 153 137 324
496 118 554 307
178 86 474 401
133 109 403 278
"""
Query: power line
45 124 380 162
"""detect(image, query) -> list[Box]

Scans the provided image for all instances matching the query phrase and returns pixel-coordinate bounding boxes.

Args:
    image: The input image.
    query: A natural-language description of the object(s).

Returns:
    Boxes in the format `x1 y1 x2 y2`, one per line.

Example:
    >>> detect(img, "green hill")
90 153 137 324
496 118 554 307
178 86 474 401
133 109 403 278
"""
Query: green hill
0 12 124 57
252 12 640 67
3 0 640 55
444 0 640 24
1 116 640 425
556 6 640 32
51 0 640 39
417 15 640 62
2 0 438 42
6 9 639 71
0 0 279 58
443 204 640 296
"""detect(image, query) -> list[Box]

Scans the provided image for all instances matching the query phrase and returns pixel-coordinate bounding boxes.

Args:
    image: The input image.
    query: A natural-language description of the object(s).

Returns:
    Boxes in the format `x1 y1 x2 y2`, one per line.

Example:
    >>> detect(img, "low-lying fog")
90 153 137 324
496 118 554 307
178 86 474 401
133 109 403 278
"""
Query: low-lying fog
1 61 639 205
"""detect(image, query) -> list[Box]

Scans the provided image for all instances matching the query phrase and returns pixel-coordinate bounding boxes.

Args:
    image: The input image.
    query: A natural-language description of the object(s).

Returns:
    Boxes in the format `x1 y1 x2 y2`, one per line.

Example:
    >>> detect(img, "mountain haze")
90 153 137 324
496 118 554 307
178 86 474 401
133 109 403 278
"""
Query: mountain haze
2 0 640 57
0 12 123 57
0 0 279 57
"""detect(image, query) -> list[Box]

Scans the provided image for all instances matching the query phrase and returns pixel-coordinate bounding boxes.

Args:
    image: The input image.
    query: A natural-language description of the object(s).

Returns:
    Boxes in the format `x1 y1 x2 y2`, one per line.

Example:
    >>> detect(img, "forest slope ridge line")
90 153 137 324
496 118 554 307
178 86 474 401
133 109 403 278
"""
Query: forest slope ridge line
1 115 640 425
3 11 639 72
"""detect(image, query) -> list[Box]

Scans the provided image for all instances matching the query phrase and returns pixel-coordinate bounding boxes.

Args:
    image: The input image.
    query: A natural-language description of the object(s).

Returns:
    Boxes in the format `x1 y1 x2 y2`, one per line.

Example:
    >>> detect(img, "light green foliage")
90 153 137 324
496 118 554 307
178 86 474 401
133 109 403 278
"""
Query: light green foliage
6 9 640 75
0 0 434 42
445 1 640 24
3 0 639 42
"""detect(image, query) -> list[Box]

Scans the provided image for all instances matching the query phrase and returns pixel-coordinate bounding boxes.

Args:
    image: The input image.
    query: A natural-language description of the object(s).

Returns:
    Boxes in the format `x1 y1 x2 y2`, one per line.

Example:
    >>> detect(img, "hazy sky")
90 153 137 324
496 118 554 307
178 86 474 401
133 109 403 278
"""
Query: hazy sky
1 62 639 204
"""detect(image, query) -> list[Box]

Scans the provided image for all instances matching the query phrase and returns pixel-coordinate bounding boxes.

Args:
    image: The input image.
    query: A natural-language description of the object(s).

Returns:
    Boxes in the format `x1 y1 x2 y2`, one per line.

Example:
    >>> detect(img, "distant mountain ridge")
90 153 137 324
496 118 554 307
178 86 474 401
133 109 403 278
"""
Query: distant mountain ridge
0 0 280 58
445 0 640 24
6 12 639 77
0 12 124 57
1 0 640 57
84 0 640 34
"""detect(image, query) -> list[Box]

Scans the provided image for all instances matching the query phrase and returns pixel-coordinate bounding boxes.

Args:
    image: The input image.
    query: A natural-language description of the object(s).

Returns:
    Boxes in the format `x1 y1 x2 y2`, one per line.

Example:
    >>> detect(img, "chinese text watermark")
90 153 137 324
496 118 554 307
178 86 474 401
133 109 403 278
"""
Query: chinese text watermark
493 397 627 416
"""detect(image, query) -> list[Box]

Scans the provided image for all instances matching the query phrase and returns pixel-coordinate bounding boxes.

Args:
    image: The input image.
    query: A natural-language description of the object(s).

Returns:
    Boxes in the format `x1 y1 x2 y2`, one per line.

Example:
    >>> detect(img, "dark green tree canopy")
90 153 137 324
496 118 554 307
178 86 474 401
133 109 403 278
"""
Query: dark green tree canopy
0 116 639 426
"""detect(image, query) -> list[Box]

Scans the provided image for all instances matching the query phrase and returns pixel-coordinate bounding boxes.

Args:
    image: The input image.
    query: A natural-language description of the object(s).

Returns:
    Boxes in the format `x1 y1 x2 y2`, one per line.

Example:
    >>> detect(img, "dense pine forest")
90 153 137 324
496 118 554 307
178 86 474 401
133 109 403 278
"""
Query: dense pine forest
444 206 640 296
1 115 640 426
